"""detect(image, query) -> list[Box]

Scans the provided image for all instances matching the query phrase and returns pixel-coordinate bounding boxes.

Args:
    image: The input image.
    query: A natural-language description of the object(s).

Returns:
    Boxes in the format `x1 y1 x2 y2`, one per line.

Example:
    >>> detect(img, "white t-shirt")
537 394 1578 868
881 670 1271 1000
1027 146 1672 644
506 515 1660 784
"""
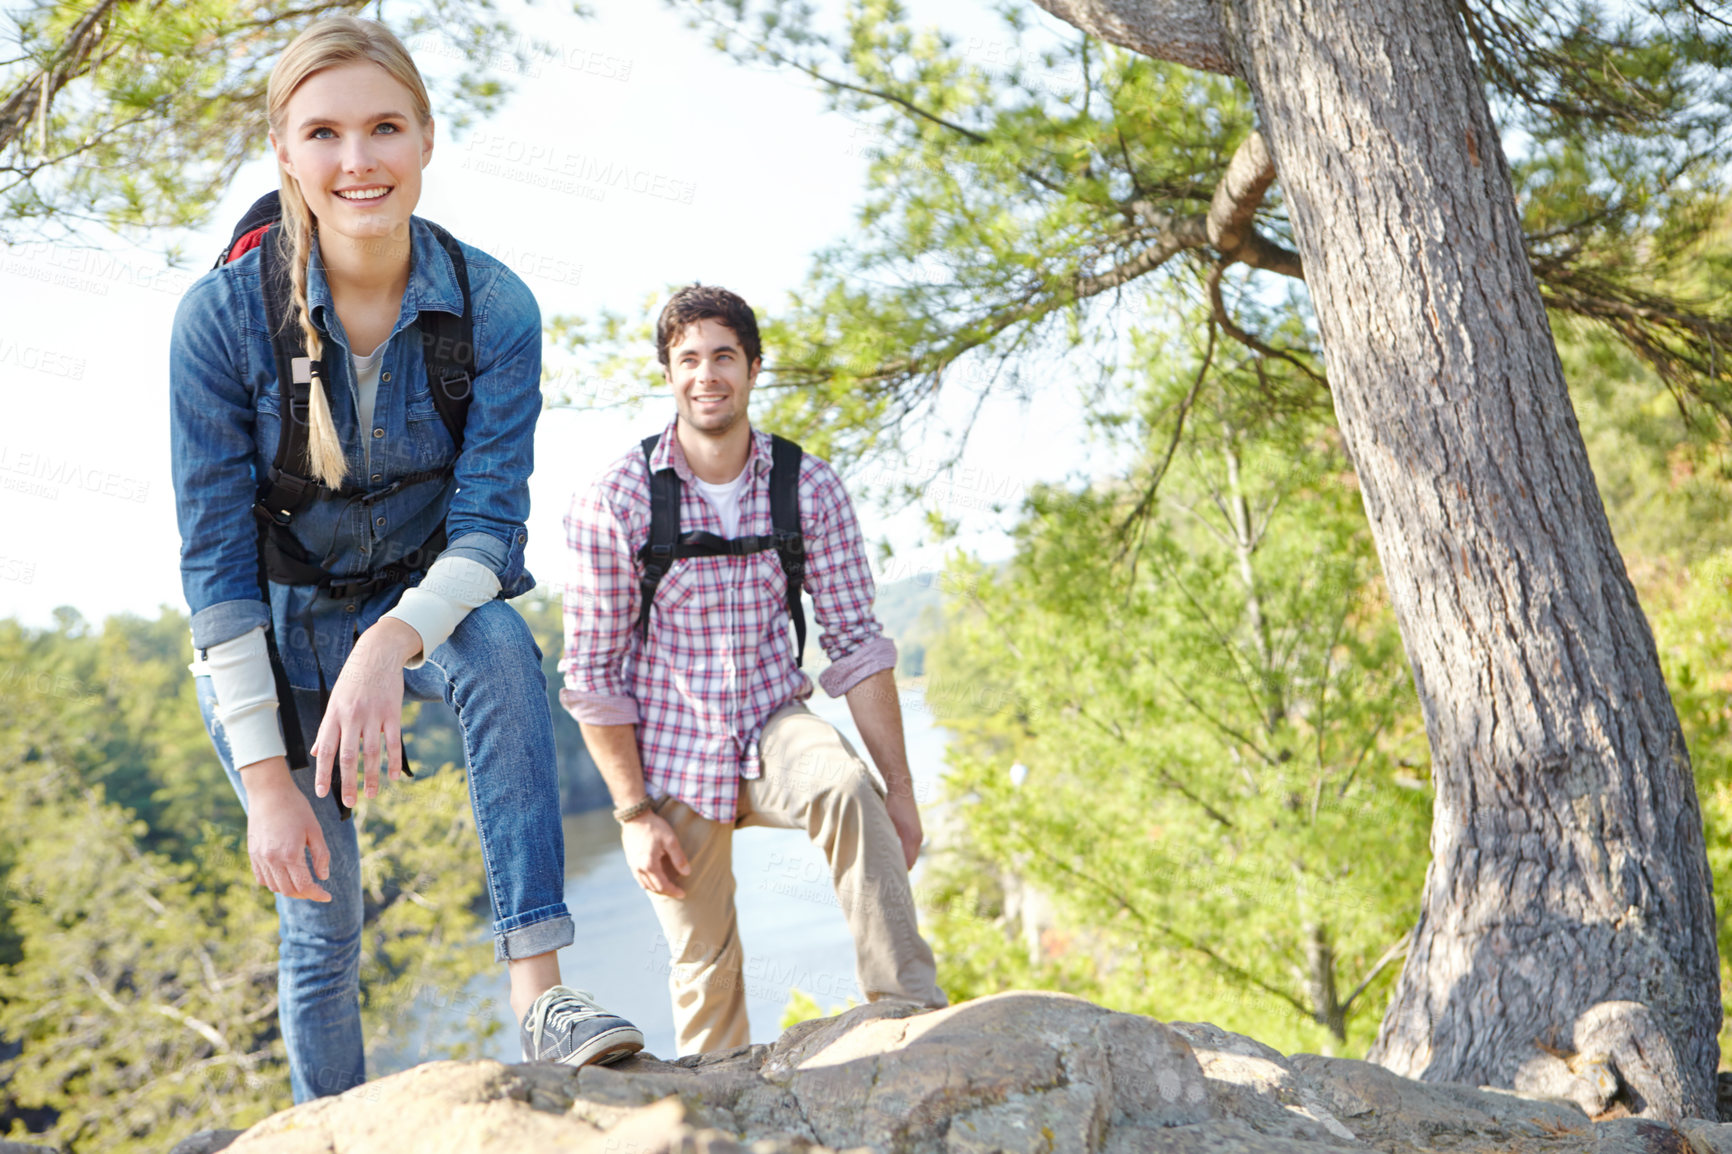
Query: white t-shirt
353 343 385 468
694 467 751 537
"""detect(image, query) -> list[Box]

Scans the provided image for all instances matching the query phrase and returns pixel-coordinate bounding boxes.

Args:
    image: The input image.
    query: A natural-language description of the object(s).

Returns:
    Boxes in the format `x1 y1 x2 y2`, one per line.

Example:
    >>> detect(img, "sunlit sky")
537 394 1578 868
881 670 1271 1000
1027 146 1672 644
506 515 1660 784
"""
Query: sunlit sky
0 0 1119 629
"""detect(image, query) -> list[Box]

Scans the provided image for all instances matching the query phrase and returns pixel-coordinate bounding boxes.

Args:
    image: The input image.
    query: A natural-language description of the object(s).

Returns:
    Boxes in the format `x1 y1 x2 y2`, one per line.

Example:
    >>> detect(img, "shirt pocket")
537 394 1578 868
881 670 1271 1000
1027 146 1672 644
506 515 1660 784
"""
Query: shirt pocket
651 558 705 619
751 552 794 635
402 372 456 467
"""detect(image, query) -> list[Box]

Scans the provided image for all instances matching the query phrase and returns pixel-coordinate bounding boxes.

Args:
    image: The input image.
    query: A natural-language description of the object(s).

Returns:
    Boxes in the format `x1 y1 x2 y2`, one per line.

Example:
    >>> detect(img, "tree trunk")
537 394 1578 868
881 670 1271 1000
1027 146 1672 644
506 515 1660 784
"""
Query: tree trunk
1303 921 1346 1044
1033 0 1722 1118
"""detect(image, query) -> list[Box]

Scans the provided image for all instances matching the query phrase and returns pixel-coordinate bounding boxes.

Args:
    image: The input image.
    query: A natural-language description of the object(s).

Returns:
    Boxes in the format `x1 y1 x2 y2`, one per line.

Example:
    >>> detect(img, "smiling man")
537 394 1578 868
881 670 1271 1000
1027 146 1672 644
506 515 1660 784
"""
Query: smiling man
558 284 946 1053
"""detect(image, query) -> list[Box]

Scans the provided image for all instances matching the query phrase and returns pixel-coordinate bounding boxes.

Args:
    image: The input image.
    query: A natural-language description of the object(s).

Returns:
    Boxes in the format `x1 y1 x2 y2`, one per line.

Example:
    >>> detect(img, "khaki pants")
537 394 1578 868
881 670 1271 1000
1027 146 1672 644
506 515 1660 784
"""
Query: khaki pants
643 702 946 1054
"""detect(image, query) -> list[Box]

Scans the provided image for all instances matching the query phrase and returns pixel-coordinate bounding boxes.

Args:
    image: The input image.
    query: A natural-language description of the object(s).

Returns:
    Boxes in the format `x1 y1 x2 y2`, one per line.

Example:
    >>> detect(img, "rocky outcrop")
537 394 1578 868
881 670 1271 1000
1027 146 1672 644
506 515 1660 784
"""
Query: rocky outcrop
155 992 1732 1154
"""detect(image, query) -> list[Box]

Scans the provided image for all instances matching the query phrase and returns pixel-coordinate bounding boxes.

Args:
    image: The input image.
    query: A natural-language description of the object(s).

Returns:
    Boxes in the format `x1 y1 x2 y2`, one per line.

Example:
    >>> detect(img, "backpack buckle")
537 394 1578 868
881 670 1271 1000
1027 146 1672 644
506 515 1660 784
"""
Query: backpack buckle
438 370 472 402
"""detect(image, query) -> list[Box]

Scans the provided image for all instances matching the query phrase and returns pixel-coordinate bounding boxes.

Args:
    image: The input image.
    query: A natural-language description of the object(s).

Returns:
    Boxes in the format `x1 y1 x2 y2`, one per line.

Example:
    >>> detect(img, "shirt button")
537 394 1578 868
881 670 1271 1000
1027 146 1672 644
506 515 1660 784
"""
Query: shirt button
372 427 385 439
375 516 387 528
370 473 383 484
381 371 392 382
345 603 357 613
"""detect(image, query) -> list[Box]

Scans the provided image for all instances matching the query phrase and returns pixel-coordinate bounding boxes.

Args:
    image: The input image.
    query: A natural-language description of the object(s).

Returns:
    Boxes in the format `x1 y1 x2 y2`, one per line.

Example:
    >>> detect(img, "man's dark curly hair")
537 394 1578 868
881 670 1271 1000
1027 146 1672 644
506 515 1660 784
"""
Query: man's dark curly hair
654 284 762 370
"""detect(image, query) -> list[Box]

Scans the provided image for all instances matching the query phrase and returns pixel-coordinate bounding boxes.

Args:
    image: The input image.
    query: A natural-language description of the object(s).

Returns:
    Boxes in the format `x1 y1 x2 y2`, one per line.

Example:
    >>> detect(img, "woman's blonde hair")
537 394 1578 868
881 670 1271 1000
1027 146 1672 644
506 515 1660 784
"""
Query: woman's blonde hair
266 17 431 488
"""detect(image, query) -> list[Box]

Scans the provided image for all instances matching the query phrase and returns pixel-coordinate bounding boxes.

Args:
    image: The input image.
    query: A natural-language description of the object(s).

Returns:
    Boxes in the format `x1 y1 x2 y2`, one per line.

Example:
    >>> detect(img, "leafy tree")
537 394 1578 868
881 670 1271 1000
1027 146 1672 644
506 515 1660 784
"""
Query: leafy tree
649 0 1731 463
0 610 496 1151
651 0 1732 1115
921 321 1431 1054
0 0 538 240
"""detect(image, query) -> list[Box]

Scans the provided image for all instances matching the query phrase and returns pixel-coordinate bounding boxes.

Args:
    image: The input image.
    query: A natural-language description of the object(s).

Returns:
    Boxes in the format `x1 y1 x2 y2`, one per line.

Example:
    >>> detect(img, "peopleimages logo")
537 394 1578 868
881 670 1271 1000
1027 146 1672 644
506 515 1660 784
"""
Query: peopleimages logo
0 445 150 503
0 337 85 380
2 242 199 298
460 130 698 205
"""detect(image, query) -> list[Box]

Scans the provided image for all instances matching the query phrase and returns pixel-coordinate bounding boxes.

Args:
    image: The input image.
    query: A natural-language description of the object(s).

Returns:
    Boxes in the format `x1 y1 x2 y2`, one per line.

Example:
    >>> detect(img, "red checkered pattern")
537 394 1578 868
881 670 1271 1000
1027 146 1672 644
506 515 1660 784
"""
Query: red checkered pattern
559 421 897 821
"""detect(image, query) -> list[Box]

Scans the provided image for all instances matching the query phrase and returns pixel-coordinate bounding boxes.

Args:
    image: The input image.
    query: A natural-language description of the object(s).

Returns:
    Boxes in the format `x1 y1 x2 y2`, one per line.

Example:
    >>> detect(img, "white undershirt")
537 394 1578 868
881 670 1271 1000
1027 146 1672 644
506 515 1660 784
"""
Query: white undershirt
353 343 385 468
694 467 751 537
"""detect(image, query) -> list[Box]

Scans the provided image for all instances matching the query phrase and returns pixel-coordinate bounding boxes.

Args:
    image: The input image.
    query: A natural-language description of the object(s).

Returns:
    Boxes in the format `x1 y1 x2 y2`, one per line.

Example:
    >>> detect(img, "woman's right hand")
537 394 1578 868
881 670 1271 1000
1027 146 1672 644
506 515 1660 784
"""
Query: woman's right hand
239 757 332 902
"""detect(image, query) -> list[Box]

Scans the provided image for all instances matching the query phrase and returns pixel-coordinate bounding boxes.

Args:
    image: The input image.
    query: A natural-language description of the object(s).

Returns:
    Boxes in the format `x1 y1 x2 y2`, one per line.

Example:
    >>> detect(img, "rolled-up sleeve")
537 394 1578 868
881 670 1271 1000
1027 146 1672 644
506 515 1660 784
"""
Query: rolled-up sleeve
802 461 898 696
170 271 271 650
558 482 641 724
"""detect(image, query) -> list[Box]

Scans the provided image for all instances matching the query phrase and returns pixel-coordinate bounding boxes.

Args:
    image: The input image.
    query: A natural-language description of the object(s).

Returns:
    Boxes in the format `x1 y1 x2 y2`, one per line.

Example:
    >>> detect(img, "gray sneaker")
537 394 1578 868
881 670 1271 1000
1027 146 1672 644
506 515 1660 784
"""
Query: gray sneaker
519 986 644 1067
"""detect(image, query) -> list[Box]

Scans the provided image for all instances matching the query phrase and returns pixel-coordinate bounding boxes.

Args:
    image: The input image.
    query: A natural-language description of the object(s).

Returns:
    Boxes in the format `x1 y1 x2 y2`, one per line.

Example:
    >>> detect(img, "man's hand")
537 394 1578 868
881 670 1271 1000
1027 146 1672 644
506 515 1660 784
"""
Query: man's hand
885 788 923 870
239 757 332 902
313 617 422 807
621 810 691 898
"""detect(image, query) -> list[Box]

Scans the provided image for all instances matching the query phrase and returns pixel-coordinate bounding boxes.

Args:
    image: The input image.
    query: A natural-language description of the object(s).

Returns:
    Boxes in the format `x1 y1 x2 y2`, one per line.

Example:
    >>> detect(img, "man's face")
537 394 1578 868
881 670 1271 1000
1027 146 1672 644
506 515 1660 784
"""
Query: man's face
666 317 759 437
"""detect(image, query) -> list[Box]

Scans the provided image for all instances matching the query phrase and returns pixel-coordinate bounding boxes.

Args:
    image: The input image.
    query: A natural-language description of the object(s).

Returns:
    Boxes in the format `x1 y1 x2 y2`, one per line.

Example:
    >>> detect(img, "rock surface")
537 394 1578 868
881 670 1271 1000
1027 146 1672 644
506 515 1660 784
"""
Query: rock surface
161 992 1732 1154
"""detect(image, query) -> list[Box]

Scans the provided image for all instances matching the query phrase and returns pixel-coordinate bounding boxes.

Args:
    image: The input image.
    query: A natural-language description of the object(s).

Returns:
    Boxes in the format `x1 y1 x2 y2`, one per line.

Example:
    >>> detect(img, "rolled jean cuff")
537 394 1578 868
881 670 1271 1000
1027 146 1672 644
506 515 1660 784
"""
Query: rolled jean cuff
494 905 575 962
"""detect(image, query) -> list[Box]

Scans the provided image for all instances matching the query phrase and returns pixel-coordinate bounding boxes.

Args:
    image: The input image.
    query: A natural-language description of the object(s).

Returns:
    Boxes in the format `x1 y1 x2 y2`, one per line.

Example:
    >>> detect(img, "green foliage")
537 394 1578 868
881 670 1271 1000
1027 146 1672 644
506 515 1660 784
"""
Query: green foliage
0 0 547 241
598 0 1732 473
913 237 1732 1055
778 987 855 1030
354 765 500 1067
0 760 285 1147
919 328 1431 1054
630 1 1732 1056
0 609 498 1150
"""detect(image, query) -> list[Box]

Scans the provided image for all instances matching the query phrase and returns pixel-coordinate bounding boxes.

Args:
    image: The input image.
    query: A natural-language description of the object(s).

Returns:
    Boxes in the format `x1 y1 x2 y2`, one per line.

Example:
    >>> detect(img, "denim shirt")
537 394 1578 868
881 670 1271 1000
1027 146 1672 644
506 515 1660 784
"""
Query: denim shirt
170 218 541 689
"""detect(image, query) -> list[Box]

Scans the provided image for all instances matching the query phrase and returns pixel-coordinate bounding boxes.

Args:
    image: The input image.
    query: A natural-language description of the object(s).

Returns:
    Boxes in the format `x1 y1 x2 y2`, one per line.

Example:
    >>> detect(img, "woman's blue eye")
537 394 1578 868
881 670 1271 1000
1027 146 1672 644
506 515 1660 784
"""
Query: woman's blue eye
376 123 399 134
311 127 335 140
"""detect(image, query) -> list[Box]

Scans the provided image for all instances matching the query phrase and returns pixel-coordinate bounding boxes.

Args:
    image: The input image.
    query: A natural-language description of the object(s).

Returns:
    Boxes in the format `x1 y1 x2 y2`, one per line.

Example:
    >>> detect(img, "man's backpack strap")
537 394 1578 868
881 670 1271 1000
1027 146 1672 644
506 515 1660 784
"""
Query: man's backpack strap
636 435 681 641
768 435 807 667
418 223 474 451
631 432 808 667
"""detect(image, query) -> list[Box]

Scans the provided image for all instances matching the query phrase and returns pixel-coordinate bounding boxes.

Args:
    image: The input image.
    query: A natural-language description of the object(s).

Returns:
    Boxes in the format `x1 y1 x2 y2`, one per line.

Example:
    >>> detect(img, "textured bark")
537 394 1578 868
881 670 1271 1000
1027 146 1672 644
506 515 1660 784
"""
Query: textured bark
1030 0 1234 75
1033 0 1722 1119
1205 131 1303 278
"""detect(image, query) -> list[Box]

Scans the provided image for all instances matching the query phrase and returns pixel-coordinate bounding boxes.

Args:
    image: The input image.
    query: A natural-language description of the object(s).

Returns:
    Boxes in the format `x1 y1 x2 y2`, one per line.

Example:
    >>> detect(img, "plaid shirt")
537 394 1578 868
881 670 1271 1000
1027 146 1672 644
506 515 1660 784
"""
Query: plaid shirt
559 421 897 820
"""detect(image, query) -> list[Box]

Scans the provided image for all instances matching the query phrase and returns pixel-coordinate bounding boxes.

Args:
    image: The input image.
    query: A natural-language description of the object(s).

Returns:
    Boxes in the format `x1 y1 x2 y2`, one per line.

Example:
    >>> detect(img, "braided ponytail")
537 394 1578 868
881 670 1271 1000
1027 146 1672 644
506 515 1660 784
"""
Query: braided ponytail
276 176 347 487
266 16 433 490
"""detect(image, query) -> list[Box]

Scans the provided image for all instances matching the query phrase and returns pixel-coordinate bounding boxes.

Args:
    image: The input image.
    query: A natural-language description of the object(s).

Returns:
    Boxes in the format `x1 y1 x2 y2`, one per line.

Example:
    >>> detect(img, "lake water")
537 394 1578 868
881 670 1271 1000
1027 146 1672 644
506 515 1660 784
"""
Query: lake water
382 686 951 1066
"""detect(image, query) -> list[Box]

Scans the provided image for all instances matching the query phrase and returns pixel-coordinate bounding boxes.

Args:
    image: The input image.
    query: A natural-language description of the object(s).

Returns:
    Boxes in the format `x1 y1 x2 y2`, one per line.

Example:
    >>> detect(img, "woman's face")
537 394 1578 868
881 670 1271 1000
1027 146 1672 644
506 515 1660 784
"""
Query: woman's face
271 60 433 244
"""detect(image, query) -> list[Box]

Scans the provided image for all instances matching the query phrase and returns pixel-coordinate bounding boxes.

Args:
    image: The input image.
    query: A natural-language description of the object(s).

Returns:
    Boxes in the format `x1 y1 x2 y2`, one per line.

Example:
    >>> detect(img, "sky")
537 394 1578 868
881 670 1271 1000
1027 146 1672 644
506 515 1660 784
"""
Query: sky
0 0 1118 629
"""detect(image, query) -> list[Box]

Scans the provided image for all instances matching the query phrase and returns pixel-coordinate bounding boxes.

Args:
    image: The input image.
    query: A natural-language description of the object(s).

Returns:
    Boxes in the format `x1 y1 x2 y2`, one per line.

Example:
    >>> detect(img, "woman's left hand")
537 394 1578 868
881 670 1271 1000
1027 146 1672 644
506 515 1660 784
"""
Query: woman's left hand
313 617 424 807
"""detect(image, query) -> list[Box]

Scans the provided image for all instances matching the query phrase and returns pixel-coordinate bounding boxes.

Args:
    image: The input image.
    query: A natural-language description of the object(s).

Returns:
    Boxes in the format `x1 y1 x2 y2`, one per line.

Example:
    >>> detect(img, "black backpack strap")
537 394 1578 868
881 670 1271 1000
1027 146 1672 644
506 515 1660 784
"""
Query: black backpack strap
768 435 807 667
635 434 681 641
417 223 474 451
257 227 323 520
251 519 310 773
253 227 316 771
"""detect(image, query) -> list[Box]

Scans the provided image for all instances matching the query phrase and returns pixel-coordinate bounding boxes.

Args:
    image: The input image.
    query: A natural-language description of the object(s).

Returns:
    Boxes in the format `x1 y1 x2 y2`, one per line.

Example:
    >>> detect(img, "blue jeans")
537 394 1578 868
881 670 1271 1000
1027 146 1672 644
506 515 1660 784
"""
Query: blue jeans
197 599 573 1102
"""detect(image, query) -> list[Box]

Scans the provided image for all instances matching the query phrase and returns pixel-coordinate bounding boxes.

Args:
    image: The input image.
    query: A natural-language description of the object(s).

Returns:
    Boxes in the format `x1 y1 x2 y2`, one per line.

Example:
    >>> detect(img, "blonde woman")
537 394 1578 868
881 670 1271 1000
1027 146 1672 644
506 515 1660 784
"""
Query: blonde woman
169 17 641 1101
